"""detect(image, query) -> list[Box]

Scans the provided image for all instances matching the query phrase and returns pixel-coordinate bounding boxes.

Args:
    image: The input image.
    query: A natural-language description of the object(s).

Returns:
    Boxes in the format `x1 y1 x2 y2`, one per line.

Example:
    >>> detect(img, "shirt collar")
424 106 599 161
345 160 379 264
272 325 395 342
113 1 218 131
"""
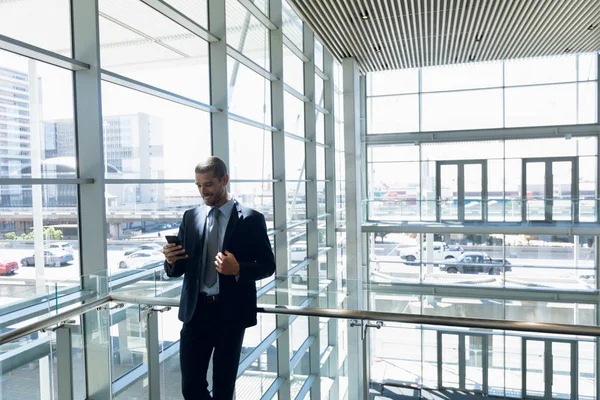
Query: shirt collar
213 197 234 219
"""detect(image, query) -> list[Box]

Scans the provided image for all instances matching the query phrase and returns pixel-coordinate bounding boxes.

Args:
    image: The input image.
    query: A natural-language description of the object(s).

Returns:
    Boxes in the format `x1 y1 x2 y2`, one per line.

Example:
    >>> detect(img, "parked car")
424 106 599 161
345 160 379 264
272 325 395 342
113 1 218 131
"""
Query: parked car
44 241 74 255
0 259 18 275
21 250 74 267
123 243 163 256
440 252 511 275
118 250 164 269
398 241 463 262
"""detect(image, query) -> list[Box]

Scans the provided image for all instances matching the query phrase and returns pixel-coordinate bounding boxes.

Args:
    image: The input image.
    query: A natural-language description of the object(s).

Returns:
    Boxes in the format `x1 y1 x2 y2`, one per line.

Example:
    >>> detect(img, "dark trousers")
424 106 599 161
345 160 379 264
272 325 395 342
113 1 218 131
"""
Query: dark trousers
180 299 245 400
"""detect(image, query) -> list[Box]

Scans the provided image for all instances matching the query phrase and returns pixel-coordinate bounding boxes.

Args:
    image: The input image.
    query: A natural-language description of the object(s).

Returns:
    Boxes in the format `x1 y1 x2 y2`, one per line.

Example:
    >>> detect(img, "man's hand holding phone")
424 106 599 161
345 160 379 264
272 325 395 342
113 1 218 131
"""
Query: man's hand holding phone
163 235 188 264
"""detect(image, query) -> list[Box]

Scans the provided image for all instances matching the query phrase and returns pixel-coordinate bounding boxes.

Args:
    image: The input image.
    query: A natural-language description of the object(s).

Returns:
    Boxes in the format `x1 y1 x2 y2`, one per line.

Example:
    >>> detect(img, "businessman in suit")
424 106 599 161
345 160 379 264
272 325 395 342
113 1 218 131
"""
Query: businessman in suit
163 156 276 400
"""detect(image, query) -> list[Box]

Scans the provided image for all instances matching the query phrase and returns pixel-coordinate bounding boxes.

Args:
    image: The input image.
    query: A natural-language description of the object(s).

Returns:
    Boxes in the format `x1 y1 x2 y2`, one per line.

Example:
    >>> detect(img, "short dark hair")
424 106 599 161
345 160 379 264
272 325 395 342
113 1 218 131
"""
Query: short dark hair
195 156 228 179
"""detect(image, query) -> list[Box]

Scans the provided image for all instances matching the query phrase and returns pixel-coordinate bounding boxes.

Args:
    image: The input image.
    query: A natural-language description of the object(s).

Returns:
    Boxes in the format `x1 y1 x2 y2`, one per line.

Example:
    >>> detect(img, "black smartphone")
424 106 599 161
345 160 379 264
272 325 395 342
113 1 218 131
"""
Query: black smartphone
165 235 181 245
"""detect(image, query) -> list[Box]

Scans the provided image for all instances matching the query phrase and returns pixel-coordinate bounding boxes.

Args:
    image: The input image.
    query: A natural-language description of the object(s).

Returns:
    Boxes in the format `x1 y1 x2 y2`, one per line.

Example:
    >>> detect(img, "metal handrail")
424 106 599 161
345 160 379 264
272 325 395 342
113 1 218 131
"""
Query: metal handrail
110 294 600 337
0 295 111 346
2 292 600 347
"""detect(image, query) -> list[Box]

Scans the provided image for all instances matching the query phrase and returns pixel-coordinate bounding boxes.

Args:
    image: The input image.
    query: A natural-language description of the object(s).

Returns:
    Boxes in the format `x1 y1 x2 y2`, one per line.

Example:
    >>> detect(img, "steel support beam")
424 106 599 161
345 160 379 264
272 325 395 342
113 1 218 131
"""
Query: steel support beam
70 0 111 398
342 57 365 400
302 23 322 400
270 1 291 399
208 0 229 162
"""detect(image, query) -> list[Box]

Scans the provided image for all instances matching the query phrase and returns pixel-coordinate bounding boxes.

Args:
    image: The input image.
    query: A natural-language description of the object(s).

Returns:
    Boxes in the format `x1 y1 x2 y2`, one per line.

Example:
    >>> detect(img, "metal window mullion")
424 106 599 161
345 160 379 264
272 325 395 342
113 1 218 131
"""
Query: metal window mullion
270 1 291 399
323 48 339 400
208 0 229 163
70 1 111 398
302 24 321 400
0 34 90 71
343 57 365 400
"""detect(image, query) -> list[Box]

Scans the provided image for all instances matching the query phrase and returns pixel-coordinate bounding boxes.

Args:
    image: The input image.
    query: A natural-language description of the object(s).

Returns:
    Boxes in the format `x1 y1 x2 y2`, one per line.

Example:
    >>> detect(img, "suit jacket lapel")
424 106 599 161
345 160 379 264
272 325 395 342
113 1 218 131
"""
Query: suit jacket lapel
222 199 241 251
194 206 207 257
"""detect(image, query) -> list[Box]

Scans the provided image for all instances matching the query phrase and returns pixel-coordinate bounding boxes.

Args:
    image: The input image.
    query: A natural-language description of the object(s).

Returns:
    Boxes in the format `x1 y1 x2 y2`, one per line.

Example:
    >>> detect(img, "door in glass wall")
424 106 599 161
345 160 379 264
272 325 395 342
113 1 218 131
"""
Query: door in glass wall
522 158 577 222
523 338 577 400
437 161 487 221
438 332 487 393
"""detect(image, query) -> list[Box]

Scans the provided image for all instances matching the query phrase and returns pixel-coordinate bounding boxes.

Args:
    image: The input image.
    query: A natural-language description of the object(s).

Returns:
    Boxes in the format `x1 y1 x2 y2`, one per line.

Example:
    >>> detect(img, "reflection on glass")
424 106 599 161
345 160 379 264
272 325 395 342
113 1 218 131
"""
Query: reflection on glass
282 0 303 50
552 161 573 221
525 162 546 221
226 0 270 70
0 0 72 55
525 340 545 398
1 50 75 180
101 82 211 180
367 95 419 134
441 334 459 388
440 164 458 220
228 58 272 124
464 163 483 220
283 45 304 94
284 91 305 137
505 84 577 128
421 89 503 131
99 0 210 104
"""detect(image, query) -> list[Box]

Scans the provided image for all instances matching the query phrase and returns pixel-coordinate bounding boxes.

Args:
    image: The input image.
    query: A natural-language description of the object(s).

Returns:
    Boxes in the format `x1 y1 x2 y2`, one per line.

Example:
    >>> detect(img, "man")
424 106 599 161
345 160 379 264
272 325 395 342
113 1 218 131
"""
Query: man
163 156 276 399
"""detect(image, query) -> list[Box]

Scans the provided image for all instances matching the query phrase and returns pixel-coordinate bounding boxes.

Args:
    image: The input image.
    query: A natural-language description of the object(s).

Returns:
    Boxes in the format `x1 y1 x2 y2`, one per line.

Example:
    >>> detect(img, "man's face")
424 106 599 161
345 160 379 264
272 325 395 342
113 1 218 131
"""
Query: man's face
195 171 229 207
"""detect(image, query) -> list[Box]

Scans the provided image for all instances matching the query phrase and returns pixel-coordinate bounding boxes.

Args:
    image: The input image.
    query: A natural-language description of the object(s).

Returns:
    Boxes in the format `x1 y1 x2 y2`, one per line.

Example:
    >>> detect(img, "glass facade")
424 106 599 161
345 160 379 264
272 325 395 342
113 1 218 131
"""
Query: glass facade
0 0 599 398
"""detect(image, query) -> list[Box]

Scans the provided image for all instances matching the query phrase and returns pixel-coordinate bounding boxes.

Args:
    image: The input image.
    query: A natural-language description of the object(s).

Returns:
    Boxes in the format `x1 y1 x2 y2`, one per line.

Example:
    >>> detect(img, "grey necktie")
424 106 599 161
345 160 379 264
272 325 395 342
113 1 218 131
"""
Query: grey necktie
204 207 220 287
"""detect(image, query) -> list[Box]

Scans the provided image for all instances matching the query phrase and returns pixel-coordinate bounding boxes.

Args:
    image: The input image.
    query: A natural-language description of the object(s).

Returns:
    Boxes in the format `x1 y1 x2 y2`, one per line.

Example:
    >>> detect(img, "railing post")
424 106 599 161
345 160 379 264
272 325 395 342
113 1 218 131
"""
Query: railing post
145 309 161 400
56 326 74 400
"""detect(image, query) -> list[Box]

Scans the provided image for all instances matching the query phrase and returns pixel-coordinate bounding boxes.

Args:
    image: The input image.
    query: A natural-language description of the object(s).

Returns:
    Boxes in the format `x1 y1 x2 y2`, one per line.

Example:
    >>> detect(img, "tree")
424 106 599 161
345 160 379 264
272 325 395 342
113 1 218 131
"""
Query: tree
5 227 63 240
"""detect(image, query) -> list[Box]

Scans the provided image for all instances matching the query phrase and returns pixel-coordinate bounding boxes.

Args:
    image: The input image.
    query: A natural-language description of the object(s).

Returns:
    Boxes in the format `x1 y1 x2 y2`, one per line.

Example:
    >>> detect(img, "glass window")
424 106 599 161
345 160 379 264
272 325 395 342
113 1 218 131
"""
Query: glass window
505 137 597 158
0 50 75 179
228 57 272 124
367 69 419 96
229 119 272 180
421 62 503 92
504 55 577 86
282 0 303 51
250 0 269 16
285 137 305 180
226 0 270 71
579 81 597 124
367 94 419 134
287 185 306 221
421 141 503 161
368 162 420 221
163 0 208 28
315 75 324 107
316 111 325 144
284 91 305 137
0 0 71 55
101 82 211 180
99 0 210 104
578 53 597 81
505 83 577 127
368 145 420 163
316 146 325 181
0 184 80 292
314 39 324 71
229 182 274 230
421 89 503 131
284 46 305 94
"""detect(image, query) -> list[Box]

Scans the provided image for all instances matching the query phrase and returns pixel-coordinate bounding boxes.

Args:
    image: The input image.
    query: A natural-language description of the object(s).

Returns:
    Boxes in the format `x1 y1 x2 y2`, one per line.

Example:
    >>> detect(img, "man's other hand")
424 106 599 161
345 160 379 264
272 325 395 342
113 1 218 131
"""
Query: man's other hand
215 250 240 276
163 244 188 264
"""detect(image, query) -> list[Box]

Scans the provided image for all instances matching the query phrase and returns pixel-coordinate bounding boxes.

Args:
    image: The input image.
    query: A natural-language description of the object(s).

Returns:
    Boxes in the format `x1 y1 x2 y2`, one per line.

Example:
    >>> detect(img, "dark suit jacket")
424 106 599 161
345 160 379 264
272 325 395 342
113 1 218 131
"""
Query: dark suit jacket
164 199 275 327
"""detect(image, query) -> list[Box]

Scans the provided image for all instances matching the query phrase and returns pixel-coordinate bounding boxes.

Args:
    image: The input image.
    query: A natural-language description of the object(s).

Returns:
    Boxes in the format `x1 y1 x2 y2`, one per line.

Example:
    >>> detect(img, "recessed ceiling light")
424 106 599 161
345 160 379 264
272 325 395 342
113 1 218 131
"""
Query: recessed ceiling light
588 24 597 31
374 45 382 52
361 12 369 20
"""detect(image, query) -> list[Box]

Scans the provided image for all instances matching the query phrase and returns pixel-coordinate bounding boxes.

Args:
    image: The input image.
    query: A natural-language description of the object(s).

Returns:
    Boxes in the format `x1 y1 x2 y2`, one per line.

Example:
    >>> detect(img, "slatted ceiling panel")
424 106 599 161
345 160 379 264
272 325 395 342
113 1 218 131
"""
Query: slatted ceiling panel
287 0 600 72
